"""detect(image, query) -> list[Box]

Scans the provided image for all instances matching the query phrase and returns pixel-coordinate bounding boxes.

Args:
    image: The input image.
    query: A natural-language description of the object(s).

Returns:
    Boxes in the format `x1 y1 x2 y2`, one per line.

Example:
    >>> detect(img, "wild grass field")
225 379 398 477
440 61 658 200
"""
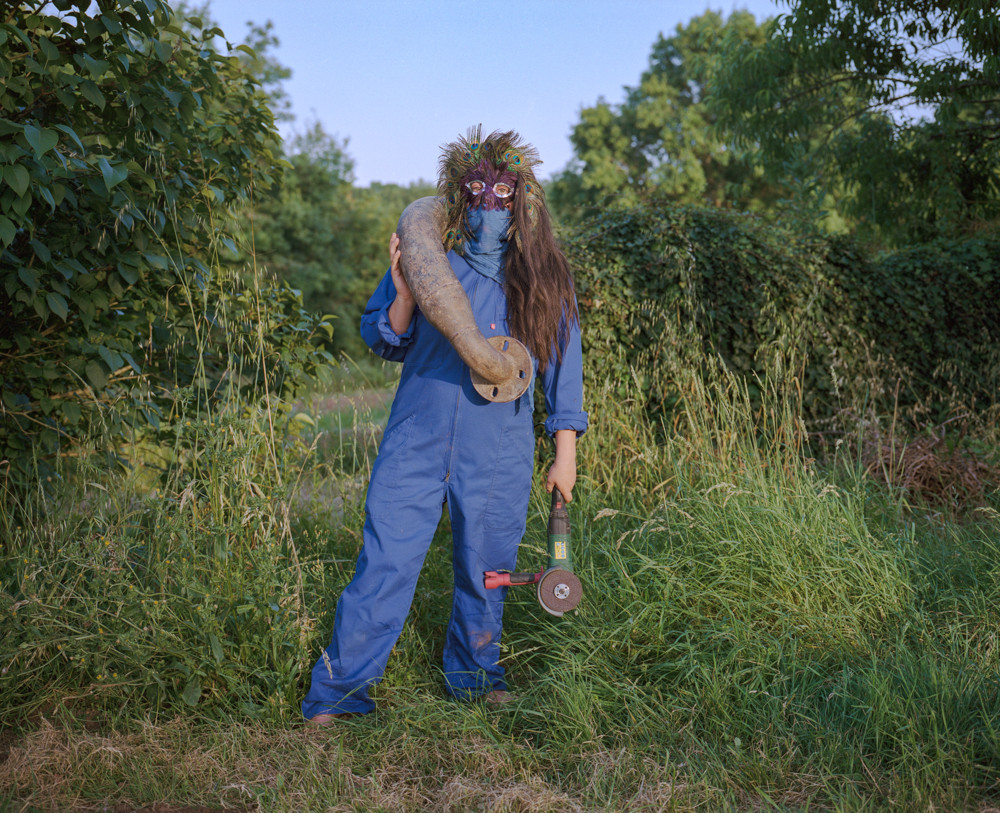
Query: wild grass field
4 1 1000 810
2 347 998 813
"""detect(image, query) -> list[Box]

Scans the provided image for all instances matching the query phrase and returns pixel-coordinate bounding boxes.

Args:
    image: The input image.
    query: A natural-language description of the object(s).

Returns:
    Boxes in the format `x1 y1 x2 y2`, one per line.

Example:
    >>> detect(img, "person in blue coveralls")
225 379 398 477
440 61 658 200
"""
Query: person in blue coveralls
303 127 588 724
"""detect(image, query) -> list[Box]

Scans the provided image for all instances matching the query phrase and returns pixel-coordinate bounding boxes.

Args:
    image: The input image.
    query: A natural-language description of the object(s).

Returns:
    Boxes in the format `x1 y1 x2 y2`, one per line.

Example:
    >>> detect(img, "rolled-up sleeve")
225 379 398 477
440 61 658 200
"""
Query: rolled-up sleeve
359 269 416 362
541 310 588 437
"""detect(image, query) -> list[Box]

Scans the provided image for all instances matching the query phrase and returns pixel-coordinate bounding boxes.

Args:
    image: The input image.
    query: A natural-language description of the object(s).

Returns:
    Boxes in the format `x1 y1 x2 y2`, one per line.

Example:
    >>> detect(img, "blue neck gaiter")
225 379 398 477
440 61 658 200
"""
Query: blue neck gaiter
461 207 510 284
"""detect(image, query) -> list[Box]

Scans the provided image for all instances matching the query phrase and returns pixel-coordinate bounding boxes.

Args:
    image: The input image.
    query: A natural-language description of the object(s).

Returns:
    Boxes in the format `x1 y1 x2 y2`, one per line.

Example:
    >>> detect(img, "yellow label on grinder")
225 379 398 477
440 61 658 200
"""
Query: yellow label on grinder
554 540 567 560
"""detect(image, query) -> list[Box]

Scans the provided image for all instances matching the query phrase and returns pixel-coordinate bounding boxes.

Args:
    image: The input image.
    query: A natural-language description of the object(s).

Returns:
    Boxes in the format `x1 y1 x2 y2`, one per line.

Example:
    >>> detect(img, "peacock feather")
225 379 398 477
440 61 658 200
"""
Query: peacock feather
437 125 546 253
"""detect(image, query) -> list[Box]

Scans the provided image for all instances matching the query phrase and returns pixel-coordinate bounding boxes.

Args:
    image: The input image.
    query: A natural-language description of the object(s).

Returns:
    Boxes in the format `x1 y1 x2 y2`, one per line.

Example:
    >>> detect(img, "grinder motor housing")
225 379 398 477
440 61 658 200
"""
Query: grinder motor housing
483 487 582 616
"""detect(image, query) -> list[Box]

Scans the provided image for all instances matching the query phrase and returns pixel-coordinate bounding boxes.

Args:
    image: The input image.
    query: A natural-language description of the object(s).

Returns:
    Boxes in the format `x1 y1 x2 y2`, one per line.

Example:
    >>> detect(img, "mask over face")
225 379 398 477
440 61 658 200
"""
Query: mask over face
462 206 510 284
457 159 515 283
439 127 544 256
461 161 518 212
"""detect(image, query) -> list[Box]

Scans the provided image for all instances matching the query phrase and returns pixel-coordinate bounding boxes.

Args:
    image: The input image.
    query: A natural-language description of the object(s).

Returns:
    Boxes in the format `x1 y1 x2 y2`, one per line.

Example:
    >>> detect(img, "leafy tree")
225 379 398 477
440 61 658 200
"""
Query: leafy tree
162 6 439 358
711 0 1000 244
248 123 365 353
0 1 330 487
249 126 436 357
172 2 294 123
549 10 779 224
345 179 437 349
226 18 293 123
348 180 438 335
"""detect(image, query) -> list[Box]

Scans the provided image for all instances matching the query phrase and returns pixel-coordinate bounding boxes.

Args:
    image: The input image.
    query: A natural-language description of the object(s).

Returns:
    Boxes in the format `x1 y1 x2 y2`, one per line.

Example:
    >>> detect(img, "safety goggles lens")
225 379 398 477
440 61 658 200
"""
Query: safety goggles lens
465 181 514 198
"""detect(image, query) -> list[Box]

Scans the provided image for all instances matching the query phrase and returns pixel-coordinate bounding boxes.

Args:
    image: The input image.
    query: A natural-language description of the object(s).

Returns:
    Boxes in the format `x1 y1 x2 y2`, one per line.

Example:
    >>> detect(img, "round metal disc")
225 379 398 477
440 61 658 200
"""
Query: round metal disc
471 335 533 403
537 568 583 617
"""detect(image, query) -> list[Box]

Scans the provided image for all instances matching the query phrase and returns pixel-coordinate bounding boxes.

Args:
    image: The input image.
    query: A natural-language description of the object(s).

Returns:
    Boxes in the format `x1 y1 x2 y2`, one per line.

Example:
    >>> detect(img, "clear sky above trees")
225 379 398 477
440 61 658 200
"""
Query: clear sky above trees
205 0 783 186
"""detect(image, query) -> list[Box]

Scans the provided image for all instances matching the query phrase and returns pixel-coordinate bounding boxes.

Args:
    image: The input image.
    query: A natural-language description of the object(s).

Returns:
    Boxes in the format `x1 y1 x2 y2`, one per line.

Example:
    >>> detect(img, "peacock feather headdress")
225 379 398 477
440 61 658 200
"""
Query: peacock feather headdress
438 125 545 253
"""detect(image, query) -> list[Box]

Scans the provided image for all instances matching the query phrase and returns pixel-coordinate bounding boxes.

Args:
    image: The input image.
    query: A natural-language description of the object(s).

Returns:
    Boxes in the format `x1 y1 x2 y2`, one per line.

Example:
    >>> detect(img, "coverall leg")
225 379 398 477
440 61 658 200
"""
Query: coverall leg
301 434 448 717
442 403 534 699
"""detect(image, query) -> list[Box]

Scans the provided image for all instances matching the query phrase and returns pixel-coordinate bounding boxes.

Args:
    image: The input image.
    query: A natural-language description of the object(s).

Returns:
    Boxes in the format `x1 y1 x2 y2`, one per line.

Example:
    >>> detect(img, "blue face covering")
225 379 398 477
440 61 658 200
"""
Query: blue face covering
461 207 510 283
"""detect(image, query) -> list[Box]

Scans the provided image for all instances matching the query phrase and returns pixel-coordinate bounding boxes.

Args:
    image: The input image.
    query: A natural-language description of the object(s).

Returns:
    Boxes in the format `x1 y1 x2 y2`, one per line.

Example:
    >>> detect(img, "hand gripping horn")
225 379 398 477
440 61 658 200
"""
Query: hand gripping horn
395 196 532 403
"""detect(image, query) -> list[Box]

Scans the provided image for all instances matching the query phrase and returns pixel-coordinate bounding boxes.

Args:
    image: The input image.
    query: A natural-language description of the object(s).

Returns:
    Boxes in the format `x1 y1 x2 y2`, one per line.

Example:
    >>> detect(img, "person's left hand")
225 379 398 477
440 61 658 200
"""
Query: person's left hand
546 457 576 502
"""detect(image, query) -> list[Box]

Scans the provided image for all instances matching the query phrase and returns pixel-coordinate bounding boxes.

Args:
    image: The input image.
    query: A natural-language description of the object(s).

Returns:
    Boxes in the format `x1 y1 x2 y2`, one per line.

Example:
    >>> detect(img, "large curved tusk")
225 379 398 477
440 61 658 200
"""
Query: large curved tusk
395 196 532 403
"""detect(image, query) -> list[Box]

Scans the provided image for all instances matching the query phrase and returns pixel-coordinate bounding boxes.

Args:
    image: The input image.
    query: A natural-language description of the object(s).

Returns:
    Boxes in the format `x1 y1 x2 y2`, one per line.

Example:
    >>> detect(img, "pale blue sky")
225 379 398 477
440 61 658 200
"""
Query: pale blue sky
206 0 786 186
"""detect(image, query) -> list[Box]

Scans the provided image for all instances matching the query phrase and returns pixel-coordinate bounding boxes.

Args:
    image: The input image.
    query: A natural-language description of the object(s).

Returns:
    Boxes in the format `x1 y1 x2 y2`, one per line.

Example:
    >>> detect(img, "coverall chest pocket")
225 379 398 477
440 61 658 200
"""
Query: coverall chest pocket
482 422 534 531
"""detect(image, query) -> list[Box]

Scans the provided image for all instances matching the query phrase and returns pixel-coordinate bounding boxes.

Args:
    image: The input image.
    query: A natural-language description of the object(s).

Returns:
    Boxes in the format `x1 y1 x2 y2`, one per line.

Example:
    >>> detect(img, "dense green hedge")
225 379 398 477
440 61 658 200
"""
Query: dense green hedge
833 236 1000 416
564 202 1000 423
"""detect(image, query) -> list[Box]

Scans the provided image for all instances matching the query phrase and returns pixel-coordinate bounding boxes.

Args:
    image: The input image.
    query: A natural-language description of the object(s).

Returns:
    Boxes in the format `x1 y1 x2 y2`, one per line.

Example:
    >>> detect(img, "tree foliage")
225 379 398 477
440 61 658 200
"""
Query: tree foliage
549 11 779 224
247 123 357 332
0 0 331 487
232 19 293 123
247 122 435 356
712 0 1000 244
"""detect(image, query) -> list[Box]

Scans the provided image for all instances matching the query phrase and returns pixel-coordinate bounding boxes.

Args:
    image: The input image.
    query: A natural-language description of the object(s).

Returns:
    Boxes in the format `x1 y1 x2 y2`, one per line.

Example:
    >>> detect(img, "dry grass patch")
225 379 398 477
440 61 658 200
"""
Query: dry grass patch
0 716 726 812
854 415 999 512
1 718 610 812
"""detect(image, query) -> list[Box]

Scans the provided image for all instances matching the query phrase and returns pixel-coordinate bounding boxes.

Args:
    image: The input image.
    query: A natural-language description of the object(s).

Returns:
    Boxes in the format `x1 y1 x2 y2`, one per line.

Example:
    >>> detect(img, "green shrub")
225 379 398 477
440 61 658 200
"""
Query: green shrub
0 2 333 490
833 236 1000 416
565 202 1000 425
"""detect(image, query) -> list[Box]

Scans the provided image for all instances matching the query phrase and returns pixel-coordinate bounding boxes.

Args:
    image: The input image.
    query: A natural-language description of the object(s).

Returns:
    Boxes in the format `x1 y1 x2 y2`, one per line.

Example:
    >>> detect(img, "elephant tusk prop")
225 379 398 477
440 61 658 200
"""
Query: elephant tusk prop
395 196 532 403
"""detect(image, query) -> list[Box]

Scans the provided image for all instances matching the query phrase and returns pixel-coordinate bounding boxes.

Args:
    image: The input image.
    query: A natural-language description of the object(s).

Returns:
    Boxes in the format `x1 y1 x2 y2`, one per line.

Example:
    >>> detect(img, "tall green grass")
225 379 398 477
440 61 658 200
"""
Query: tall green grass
510 360 1000 809
2 308 999 810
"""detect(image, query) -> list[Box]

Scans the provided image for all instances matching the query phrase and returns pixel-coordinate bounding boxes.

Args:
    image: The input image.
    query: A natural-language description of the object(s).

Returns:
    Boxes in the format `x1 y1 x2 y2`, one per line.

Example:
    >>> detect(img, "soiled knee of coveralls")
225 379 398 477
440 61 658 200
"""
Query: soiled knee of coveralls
470 630 493 652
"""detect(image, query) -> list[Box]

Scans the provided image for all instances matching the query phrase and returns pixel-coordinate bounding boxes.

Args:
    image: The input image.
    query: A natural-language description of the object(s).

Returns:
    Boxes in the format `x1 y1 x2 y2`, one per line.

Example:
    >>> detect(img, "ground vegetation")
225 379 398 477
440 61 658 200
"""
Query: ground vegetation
3 2 999 810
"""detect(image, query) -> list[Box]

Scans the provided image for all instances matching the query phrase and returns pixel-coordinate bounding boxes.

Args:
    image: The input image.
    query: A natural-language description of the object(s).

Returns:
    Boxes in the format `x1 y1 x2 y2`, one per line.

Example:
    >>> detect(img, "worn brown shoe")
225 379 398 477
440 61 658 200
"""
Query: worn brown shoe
306 712 357 727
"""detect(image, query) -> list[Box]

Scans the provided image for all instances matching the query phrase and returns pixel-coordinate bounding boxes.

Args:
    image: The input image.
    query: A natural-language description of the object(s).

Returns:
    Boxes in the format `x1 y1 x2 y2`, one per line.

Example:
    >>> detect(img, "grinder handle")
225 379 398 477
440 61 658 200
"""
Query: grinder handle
547 485 572 571
484 570 543 589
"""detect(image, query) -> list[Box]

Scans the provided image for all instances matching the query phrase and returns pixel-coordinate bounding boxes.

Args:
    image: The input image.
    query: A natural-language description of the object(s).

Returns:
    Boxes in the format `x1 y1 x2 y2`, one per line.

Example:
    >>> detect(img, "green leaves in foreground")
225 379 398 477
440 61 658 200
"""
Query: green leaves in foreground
0 2 334 488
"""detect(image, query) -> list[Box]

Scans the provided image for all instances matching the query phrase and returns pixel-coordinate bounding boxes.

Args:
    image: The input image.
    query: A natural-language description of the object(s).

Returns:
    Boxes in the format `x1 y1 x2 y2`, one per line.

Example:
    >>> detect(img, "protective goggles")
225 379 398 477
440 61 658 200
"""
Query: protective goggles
465 180 514 198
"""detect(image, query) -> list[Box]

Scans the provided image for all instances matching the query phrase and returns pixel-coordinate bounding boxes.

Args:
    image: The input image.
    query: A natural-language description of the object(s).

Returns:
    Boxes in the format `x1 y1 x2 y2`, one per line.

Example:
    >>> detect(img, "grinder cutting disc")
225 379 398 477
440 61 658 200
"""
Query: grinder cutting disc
537 567 583 617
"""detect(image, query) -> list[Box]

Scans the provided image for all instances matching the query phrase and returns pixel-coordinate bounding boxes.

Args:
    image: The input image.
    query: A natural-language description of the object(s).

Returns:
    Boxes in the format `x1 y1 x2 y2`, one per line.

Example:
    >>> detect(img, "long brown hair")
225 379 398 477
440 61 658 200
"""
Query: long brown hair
437 127 578 372
504 182 578 373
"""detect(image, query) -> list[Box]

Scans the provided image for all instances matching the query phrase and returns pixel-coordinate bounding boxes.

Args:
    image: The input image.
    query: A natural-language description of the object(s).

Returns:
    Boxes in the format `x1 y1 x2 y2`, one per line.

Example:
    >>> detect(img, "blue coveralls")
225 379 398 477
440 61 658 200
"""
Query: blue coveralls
302 250 588 717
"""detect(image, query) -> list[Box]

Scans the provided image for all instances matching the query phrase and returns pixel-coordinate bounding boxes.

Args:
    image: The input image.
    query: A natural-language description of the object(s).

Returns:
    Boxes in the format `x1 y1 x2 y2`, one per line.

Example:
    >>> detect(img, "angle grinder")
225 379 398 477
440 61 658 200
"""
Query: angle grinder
483 487 583 616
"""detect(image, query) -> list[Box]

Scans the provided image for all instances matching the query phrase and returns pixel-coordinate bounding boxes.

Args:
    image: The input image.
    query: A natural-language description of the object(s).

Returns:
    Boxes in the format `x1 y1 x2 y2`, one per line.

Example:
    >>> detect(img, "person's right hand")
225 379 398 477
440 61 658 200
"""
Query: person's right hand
389 233 413 304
